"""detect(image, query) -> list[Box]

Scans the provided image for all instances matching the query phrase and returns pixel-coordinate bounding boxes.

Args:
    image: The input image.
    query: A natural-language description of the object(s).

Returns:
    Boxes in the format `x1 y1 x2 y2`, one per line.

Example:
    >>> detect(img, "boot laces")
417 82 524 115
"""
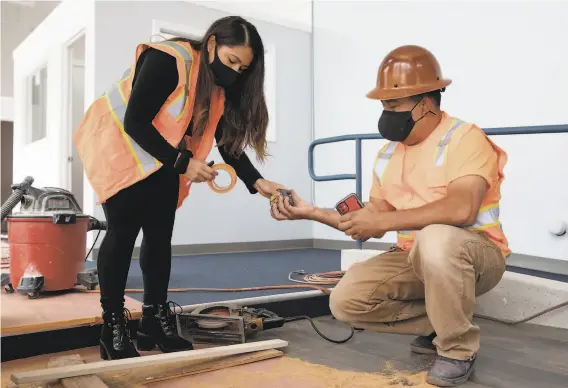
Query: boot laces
159 301 183 335
111 308 133 346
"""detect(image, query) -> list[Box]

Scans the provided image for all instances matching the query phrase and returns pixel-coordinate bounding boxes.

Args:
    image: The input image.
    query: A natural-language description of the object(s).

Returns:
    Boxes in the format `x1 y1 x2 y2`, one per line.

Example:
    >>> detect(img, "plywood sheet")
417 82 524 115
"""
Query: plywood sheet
2 346 283 388
100 349 283 387
1 291 142 336
147 356 435 388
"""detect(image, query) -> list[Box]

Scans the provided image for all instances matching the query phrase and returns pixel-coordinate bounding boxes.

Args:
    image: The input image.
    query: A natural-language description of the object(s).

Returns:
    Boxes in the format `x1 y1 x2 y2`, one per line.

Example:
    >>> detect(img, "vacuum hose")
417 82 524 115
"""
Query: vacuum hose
88 218 107 232
1 176 34 221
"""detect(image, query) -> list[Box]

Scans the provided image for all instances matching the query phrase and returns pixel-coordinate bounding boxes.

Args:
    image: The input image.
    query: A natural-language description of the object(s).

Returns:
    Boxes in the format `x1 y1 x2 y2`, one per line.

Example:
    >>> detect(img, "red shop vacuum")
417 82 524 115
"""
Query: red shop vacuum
1 176 106 299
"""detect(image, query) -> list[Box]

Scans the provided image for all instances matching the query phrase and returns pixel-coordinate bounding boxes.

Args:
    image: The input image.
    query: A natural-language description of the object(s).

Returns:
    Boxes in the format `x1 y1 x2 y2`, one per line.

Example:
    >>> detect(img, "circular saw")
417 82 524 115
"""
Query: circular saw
176 304 286 346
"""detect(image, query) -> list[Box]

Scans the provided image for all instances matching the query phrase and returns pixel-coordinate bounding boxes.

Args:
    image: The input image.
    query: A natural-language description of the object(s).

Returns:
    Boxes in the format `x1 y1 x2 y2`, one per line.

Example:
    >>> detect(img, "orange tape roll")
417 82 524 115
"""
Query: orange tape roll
207 163 237 194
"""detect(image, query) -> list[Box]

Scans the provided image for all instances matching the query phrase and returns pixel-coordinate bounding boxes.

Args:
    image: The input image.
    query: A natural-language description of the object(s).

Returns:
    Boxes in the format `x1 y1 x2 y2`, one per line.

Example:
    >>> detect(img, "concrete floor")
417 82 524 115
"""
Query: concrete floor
257 315 568 388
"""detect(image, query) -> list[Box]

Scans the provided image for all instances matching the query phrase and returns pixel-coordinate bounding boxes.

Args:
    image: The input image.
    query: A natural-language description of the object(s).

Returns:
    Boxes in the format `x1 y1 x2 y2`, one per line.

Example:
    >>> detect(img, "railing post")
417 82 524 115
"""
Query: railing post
355 138 363 250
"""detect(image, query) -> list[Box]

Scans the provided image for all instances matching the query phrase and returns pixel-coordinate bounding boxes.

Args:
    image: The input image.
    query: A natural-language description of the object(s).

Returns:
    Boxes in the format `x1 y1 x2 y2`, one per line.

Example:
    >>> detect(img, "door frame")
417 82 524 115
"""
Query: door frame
61 29 86 196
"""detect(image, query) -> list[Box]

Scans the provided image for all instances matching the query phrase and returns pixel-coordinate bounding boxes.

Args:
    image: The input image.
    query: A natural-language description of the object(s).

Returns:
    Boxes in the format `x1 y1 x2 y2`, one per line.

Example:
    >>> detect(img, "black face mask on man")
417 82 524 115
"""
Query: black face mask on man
377 98 432 142
209 46 239 88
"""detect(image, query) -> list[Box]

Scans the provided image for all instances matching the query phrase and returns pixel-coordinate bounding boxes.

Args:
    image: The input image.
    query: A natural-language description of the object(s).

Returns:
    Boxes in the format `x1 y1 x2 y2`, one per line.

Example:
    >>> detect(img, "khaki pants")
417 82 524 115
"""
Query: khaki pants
330 224 506 360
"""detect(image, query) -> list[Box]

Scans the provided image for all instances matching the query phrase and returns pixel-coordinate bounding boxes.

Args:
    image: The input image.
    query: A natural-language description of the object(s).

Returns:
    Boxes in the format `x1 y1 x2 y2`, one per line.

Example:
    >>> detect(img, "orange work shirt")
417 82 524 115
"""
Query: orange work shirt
370 111 510 258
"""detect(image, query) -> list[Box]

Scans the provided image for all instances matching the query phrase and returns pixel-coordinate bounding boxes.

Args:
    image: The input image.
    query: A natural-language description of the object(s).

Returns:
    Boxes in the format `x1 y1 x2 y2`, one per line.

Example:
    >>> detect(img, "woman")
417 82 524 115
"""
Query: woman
74 16 285 360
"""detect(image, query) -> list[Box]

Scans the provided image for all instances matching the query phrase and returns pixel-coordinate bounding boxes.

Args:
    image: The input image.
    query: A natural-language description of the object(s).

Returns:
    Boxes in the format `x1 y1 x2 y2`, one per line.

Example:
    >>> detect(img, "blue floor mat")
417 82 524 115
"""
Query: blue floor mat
118 248 340 306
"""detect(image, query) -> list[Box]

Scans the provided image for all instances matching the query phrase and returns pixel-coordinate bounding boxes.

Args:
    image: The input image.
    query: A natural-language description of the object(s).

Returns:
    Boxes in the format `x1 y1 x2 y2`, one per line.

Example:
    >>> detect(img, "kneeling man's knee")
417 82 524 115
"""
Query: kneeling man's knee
411 224 462 269
329 280 365 323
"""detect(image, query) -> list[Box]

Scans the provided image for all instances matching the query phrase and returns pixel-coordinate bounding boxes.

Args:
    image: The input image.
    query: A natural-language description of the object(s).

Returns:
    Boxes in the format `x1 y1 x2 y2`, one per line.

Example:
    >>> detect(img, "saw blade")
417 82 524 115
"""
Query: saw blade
196 319 231 329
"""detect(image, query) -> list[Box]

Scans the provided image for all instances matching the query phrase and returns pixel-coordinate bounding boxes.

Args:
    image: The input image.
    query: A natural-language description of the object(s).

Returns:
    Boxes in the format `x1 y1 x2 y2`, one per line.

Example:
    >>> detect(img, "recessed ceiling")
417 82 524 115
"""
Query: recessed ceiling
3 1 36 7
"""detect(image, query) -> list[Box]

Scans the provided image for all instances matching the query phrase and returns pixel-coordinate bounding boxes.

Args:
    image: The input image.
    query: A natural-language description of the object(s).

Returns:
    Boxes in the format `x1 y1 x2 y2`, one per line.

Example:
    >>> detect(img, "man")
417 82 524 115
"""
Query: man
273 45 509 387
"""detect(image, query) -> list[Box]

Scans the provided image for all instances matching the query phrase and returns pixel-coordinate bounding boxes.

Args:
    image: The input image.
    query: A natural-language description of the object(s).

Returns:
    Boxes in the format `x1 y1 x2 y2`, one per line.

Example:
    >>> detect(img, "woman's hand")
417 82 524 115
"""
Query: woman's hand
272 190 314 221
184 159 217 183
253 179 286 199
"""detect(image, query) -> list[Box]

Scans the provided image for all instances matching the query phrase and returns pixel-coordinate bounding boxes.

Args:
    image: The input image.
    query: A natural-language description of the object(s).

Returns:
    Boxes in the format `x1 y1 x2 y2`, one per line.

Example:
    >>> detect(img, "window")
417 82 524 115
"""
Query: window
29 66 48 142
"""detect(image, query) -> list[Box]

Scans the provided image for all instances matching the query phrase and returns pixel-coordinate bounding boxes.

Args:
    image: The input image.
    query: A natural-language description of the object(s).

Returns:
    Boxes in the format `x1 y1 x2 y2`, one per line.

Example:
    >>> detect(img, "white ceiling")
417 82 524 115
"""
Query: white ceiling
188 0 312 32
3 1 37 7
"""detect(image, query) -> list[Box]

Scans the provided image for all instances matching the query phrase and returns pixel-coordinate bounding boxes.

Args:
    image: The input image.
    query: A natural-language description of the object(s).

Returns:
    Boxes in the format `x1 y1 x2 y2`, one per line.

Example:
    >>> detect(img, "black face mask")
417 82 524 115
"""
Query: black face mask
378 98 431 142
209 47 239 88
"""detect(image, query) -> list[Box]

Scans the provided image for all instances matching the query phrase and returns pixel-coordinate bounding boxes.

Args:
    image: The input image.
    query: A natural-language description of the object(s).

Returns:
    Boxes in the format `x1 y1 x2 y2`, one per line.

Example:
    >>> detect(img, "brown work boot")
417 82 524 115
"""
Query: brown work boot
426 354 477 387
410 332 437 355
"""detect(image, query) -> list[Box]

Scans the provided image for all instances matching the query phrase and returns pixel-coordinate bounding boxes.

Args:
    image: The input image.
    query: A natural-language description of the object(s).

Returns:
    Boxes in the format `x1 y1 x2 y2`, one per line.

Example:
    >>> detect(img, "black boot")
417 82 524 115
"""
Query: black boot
100 308 140 360
136 302 193 353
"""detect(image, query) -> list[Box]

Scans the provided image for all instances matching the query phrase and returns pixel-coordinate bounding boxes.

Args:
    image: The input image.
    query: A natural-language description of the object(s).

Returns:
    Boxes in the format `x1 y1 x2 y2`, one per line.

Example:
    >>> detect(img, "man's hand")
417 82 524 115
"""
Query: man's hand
254 179 286 199
184 159 217 183
338 204 388 240
272 190 314 221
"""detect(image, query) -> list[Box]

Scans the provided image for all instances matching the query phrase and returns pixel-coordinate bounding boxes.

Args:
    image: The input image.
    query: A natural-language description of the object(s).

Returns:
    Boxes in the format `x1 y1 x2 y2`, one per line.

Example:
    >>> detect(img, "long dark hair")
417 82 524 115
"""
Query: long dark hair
167 16 268 161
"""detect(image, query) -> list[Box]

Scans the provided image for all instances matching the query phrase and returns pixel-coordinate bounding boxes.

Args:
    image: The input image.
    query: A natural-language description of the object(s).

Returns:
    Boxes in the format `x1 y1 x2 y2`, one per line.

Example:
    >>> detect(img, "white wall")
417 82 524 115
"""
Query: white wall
12 0 95 191
93 1 313 247
188 0 312 32
1 1 60 98
312 1 568 261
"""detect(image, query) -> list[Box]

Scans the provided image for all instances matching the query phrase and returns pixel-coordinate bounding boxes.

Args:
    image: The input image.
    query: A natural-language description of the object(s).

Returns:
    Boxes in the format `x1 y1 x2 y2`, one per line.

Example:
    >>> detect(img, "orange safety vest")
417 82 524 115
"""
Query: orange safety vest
373 113 511 258
73 41 225 209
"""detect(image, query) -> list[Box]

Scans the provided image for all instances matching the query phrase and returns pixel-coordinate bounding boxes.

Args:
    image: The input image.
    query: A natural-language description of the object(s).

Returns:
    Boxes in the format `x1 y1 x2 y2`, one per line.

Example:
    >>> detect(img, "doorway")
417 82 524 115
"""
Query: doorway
1 121 14 233
65 33 85 210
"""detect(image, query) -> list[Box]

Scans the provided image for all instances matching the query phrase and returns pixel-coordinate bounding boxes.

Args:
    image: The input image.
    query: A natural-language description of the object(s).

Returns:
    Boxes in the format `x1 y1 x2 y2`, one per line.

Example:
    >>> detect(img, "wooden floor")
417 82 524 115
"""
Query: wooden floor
0 290 142 336
261 316 568 388
2 316 567 388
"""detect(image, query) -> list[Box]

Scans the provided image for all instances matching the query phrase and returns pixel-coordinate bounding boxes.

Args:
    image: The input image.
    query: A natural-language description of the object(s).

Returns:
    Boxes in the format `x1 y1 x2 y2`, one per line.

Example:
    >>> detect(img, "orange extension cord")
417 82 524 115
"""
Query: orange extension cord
81 284 333 295
78 271 343 296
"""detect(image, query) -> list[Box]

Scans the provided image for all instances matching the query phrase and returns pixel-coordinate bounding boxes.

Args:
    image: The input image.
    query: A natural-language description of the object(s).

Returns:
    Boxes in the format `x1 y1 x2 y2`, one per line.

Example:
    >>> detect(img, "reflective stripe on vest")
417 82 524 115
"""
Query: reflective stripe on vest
371 118 504 240
121 66 132 79
374 141 397 184
433 118 464 166
106 83 158 174
470 204 501 231
157 41 193 119
104 42 194 175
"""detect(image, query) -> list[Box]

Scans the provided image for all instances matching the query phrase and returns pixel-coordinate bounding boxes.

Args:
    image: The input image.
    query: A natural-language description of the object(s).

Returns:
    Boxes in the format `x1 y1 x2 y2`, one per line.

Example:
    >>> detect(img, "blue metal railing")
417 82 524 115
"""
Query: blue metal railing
308 124 568 249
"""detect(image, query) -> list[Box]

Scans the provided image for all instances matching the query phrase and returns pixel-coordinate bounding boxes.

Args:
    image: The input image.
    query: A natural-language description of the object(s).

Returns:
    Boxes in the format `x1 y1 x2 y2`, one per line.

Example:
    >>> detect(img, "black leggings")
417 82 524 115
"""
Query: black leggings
97 166 179 311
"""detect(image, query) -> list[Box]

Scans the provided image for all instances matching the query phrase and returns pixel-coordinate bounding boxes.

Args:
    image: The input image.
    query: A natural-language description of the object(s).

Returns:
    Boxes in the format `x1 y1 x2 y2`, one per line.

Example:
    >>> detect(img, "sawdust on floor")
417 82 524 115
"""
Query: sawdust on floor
148 356 435 388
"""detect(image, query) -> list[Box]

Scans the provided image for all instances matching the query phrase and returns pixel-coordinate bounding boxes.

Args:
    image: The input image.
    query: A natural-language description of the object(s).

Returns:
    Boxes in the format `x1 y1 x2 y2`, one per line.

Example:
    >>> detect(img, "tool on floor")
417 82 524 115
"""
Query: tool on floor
175 303 355 346
1 176 106 298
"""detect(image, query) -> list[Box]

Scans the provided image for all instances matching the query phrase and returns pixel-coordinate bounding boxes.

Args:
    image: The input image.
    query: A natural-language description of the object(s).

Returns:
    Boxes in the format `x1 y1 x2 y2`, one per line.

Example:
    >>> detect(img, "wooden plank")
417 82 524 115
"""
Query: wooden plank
5 355 106 388
11 339 288 385
101 349 283 387
47 355 109 388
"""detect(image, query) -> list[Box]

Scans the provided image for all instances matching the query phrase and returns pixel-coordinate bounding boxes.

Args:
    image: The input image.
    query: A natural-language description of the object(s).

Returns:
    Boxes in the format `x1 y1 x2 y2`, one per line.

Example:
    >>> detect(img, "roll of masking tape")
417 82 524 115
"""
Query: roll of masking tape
207 163 237 194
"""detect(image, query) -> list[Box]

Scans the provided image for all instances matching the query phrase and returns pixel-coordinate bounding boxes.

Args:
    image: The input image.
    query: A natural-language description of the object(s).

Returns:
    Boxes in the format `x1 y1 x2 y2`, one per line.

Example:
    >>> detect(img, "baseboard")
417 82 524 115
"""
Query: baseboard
91 239 315 260
88 238 568 278
313 239 393 251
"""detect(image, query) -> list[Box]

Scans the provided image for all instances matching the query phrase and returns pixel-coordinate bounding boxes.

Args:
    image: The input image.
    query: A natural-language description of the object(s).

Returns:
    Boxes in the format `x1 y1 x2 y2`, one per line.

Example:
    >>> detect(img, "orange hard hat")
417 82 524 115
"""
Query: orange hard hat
366 45 451 101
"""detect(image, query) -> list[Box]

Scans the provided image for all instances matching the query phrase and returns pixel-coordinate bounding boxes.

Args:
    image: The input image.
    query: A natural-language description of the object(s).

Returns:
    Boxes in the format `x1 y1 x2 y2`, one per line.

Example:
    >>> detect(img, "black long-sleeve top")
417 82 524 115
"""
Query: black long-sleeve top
123 47 263 194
